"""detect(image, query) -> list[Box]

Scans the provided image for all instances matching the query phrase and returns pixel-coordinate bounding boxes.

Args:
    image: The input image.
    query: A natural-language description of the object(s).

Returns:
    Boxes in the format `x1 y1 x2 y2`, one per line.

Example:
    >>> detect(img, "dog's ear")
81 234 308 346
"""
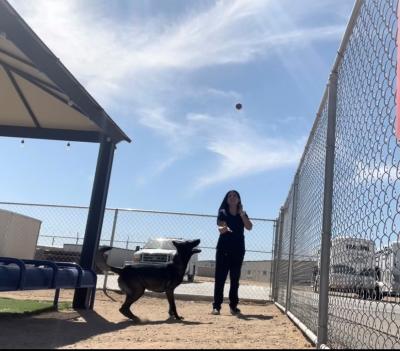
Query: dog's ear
192 239 201 247
172 240 180 248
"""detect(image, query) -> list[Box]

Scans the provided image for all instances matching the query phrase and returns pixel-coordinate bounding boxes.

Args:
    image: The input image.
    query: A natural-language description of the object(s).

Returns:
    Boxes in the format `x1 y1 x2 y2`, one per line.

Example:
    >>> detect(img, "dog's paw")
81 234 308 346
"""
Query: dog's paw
119 308 140 321
167 315 184 321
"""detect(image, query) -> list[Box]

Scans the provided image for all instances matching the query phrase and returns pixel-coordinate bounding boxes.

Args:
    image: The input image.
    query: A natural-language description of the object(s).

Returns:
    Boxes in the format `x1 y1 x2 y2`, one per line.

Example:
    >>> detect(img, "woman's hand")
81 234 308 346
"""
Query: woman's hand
218 221 232 234
239 207 253 231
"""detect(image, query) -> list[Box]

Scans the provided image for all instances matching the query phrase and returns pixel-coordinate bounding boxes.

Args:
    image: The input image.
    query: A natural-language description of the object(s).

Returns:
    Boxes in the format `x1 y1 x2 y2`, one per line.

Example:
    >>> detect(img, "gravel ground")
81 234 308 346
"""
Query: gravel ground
0 289 313 349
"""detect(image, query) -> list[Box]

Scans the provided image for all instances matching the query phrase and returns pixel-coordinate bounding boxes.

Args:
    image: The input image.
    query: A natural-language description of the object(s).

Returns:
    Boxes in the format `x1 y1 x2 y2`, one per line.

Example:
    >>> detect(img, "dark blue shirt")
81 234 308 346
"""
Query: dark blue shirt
216 208 245 254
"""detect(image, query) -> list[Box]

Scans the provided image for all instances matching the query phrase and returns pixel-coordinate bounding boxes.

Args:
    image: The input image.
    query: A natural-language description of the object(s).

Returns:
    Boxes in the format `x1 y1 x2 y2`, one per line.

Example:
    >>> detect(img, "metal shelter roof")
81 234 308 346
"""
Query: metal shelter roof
0 0 131 144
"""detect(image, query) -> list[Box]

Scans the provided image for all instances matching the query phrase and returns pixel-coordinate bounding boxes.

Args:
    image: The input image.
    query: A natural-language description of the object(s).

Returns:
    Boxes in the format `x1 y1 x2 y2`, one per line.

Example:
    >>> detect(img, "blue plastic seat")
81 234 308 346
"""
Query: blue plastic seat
54 268 80 288
24 267 54 289
0 257 97 309
0 264 21 291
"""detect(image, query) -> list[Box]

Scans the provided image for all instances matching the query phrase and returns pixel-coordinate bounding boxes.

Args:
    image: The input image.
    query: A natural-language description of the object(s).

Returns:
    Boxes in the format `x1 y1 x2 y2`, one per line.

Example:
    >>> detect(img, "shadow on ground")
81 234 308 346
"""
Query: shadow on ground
0 310 132 349
134 318 210 326
235 314 274 321
0 307 212 349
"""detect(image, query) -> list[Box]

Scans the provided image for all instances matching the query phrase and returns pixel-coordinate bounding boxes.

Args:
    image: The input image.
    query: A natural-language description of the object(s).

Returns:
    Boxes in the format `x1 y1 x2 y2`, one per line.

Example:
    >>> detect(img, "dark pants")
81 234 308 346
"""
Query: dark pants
212 250 244 310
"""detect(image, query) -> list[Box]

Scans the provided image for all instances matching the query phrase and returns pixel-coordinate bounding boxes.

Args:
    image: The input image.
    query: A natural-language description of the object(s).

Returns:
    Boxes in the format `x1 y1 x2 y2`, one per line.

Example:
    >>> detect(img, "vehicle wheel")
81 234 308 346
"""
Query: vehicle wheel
187 274 194 282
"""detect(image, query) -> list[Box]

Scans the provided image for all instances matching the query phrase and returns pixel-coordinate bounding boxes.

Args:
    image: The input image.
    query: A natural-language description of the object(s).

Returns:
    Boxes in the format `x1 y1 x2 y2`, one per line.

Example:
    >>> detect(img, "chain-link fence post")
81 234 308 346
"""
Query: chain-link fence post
317 71 338 348
274 207 284 302
270 219 278 300
103 208 119 292
272 215 279 301
286 173 299 313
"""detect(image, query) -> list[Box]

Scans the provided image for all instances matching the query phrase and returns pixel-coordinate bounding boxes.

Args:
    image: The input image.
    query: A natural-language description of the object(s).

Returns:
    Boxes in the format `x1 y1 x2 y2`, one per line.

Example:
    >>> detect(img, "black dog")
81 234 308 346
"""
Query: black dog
96 239 201 321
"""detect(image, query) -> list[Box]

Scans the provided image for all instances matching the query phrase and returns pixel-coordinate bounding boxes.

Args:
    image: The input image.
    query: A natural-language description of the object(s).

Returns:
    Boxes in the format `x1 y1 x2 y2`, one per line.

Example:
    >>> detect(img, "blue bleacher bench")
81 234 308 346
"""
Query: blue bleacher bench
0 257 97 309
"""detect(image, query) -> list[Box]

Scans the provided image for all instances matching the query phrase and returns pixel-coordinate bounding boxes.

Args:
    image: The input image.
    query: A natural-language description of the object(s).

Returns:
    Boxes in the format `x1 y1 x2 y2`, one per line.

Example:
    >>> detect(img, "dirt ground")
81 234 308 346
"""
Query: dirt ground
0 289 313 349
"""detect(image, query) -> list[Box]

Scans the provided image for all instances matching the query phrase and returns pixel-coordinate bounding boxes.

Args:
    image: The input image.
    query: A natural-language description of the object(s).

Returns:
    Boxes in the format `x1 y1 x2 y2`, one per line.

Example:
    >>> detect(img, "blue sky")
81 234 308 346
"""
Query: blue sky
2 0 355 219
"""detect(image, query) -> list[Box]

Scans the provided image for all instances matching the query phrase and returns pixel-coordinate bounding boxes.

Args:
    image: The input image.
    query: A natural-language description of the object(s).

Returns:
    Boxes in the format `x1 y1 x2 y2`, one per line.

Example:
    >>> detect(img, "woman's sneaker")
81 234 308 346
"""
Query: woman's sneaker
230 307 241 315
211 308 220 315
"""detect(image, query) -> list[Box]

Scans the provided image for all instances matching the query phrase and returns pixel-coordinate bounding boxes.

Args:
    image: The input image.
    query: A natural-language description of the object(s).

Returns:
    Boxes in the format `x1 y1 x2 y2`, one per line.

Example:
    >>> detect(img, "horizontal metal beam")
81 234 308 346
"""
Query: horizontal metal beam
0 200 276 221
331 0 364 74
275 302 319 347
0 125 104 142
287 0 364 184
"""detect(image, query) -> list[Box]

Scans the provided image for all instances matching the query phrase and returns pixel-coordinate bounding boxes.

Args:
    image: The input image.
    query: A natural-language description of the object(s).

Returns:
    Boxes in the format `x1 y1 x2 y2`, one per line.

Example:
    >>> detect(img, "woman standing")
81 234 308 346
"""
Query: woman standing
211 190 253 315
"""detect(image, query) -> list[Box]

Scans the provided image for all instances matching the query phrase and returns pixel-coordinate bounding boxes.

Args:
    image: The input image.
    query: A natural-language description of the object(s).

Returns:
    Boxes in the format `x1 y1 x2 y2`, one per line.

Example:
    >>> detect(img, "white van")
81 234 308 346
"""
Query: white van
125 238 199 282
314 237 376 298
375 242 400 296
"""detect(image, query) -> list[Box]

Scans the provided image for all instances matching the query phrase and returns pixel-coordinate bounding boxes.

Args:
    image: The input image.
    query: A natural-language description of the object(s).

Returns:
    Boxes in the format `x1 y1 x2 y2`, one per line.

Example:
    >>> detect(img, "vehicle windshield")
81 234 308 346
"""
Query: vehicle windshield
143 239 177 250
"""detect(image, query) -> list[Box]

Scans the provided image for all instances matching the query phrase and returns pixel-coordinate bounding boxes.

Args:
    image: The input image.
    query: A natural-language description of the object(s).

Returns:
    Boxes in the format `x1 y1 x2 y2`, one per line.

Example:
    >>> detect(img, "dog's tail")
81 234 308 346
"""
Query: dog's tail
95 246 123 275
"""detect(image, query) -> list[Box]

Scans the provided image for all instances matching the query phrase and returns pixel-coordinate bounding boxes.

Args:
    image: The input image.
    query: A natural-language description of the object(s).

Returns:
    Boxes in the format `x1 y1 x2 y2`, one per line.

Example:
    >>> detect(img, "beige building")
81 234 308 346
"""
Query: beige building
198 259 316 286
198 260 273 283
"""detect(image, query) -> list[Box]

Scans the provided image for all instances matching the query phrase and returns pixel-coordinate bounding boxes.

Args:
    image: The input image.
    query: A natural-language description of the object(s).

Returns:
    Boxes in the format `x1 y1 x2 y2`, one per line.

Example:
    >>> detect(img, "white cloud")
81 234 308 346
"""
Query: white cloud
135 155 179 187
8 0 345 188
9 0 345 99
136 108 305 188
354 162 398 185
196 137 304 189
138 108 181 140
201 88 241 101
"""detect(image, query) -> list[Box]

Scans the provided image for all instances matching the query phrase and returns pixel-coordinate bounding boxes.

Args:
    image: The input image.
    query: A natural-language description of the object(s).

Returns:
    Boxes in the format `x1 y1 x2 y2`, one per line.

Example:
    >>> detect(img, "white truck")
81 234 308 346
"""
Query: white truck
375 242 400 297
126 237 199 282
314 237 377 298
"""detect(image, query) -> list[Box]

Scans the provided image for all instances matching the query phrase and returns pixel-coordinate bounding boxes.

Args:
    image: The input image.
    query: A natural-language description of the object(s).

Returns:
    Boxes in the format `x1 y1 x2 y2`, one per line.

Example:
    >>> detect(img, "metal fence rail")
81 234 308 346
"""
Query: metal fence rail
0 201 275 302
273 0 400 349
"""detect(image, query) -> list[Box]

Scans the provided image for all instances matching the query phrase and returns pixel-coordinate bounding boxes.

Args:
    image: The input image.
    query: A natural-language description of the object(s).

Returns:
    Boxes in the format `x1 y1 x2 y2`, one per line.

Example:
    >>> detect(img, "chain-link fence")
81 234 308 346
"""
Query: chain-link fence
0 201 275 302
273 0 400 349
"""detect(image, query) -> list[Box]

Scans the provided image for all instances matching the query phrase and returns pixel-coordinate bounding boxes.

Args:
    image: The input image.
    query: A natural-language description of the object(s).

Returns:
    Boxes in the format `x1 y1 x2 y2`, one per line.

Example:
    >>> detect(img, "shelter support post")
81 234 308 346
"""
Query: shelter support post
73 138 115 309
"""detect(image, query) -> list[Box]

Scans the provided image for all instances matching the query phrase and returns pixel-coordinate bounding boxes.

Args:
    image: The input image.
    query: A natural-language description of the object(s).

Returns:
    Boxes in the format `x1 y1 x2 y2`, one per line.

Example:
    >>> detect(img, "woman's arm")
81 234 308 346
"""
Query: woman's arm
239 210 253 231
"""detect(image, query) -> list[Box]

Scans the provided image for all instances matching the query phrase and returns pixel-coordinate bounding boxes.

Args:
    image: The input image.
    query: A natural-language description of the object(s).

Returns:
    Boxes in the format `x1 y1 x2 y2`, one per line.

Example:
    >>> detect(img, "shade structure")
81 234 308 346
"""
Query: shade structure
0 0 132 309
0 0 131 144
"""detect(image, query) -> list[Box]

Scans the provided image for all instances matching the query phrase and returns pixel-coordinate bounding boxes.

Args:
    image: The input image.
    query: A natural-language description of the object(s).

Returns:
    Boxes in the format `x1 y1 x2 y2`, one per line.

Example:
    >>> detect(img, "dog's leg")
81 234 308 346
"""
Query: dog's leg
119 290 144 321
166 289 182 320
